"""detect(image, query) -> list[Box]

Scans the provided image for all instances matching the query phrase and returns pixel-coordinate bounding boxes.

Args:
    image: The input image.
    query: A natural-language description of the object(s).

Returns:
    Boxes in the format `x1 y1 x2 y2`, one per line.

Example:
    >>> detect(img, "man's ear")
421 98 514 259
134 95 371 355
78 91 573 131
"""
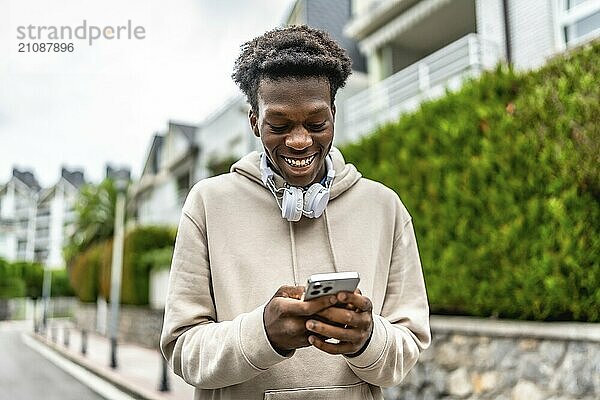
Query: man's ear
331 104 336 122
249 109 260 138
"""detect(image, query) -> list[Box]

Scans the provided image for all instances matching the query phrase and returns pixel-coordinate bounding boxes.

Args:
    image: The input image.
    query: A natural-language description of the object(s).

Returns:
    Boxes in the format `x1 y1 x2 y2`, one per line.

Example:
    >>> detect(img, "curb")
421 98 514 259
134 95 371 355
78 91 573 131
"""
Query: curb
28 332 168 400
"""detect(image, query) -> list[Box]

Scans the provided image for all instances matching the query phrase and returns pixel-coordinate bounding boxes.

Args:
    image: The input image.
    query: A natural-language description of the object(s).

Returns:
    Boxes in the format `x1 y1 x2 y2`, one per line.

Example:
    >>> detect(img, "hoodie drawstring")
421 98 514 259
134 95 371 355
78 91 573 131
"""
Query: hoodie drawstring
289 212 338 287
323 209 339 273
288 221 299 286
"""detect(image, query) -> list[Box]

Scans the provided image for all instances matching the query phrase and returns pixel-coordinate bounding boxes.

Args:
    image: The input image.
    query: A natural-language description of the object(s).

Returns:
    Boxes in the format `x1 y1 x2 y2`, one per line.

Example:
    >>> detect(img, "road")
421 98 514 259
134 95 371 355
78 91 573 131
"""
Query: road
0 321 106 400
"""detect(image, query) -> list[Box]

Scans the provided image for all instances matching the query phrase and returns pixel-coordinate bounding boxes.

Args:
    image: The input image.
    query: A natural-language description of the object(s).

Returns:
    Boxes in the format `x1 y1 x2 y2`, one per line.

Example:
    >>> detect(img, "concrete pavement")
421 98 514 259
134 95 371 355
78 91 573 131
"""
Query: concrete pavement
24 321 194 400
0 320 105 400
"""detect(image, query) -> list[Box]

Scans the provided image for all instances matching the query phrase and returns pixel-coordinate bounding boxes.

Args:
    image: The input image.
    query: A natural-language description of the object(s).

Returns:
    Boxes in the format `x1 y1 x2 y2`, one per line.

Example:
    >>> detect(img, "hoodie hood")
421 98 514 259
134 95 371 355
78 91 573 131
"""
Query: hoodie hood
231 147 361 200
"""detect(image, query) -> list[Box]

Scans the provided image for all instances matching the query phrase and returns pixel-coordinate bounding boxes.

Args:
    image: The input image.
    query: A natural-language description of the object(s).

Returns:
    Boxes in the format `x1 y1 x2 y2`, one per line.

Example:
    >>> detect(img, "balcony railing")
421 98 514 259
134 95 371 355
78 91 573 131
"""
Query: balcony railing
343 34 499 140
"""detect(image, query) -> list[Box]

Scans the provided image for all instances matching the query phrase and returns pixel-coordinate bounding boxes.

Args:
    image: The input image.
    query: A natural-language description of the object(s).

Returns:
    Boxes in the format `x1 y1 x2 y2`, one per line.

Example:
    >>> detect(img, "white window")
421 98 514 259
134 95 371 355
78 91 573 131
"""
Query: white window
556 0 600 48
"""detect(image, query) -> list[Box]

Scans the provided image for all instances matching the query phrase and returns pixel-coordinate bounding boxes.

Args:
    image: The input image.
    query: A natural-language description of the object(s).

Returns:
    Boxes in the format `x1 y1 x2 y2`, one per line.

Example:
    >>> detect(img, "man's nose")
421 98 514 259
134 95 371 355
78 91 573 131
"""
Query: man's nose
285 126 312 150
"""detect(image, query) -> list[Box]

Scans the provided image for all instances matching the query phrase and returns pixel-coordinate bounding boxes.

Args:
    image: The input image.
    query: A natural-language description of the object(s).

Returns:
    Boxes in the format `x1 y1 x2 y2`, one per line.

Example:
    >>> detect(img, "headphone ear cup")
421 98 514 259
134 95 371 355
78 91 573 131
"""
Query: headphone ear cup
304 183 330 218
282 187 303 222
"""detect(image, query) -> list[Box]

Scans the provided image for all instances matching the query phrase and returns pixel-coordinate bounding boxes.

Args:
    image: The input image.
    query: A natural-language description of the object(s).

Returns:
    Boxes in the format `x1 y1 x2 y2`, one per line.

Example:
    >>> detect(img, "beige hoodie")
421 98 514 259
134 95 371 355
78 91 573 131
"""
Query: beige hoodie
160 148 431 400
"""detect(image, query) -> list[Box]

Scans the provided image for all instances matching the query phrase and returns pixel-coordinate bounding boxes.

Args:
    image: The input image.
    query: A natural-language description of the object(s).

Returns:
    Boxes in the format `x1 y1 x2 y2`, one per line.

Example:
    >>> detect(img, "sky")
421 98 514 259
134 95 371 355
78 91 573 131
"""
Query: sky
0 0 295 187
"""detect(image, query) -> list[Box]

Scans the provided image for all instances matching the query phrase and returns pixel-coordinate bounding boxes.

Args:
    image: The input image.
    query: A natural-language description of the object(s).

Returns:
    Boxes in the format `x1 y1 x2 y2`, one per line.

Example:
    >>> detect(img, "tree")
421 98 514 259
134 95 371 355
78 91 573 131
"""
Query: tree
64 178 117 264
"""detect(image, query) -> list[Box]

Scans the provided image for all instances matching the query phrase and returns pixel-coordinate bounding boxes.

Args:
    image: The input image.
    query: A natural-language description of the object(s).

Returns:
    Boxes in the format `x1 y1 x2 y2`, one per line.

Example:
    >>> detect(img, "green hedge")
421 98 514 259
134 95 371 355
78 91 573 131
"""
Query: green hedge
342 41 600 322
0 259 74 299
11 261 43 299
121 226 176 305
51 268 75 297
0 258 25 299
68 226 176 305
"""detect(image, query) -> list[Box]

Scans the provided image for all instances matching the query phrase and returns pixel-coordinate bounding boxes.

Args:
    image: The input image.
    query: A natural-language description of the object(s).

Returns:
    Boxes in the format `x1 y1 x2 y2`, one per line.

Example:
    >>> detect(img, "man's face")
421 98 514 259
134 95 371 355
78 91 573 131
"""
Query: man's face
250 76 335 187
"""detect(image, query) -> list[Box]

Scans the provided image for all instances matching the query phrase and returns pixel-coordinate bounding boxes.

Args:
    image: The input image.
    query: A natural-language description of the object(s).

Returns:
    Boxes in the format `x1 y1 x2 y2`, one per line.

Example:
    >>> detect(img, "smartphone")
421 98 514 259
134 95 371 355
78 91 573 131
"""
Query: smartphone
303 272 360 301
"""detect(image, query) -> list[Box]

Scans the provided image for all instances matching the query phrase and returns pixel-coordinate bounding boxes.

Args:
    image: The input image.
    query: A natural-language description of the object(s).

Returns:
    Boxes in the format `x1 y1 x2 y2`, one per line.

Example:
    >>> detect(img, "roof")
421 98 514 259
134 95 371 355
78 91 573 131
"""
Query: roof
61 167 86 188
37 186 55 204
12 168 41 192
36 168 86 203
140 134 165 177
168 121 197 144
106 165 131 181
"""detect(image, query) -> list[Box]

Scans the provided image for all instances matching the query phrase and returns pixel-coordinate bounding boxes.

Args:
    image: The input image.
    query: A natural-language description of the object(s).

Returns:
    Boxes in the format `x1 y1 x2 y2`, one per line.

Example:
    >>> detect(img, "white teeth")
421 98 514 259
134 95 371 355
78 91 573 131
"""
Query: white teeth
283 155 315 168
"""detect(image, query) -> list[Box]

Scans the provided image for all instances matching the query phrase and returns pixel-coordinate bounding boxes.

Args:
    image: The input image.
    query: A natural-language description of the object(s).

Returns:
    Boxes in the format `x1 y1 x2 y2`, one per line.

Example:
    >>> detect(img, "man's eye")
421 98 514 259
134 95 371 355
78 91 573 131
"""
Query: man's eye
269 124 287 132
308 122 327 131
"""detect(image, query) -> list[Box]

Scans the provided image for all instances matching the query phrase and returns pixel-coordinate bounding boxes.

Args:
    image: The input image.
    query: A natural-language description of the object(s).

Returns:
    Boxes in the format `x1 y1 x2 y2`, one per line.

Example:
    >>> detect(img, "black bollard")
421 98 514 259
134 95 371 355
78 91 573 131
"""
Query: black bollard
159 356 170 392
81 330 87 356
110 337 118 369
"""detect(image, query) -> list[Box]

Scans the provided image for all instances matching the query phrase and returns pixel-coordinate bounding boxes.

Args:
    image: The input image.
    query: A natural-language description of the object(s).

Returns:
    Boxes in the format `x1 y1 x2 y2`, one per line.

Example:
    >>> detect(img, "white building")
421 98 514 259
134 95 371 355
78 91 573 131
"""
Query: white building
0 169 40 262
193 95 260 182
34 168 85 268
343 0 600 139
132 121 199 226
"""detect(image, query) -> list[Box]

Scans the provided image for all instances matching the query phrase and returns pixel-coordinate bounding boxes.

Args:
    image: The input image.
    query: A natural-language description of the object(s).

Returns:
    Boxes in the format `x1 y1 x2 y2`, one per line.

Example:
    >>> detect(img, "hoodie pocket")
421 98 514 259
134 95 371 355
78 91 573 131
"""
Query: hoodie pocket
263 381 374 400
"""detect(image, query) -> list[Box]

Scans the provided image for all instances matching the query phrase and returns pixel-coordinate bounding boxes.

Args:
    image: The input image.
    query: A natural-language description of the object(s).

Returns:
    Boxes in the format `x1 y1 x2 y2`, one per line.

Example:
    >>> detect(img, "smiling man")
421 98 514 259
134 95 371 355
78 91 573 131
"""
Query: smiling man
252 77 333 188
160 25 431 400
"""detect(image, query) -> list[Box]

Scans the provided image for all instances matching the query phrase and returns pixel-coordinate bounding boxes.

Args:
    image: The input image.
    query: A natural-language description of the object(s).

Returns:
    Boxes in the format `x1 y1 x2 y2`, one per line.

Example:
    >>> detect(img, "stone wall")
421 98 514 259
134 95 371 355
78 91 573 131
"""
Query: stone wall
0 297 75 320
73 301 96 332
72 304 600 398
74 302 164 349
385 316 600 400
118 305 164 348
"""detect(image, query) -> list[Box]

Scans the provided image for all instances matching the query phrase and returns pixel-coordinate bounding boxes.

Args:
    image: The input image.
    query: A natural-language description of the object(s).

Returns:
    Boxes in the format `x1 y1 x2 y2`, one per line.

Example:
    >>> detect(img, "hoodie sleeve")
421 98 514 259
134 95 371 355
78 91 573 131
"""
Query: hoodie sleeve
343 201 431 387
160 186 292 389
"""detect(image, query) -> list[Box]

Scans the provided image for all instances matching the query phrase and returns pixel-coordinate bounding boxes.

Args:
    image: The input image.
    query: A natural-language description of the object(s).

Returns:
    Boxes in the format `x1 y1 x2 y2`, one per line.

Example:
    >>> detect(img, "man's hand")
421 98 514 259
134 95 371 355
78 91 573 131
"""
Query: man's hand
264 285 338 354
306 290 374 356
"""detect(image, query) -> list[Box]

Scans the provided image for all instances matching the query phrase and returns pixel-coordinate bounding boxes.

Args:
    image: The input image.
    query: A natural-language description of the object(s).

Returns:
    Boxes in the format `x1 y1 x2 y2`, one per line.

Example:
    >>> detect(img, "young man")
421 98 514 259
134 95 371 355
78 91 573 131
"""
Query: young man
160 25 430 399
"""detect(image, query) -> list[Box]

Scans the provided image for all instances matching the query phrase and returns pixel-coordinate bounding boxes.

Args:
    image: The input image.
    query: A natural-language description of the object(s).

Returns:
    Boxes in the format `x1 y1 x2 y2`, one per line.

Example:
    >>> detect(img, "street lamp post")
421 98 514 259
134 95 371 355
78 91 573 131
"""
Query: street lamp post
108 170 128 369
41 266 52 333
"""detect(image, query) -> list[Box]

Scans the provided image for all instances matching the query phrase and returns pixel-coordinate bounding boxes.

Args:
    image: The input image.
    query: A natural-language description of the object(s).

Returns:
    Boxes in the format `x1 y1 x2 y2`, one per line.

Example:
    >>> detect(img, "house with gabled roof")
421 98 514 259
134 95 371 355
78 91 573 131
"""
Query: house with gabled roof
131 121 199 226
193 95 260 182
34 168 86 268
0 169 41 262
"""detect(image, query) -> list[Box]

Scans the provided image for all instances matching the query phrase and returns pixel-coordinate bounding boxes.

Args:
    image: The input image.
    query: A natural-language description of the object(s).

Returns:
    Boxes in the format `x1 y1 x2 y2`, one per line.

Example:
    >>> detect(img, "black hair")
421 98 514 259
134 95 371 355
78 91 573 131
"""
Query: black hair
232 25 352 114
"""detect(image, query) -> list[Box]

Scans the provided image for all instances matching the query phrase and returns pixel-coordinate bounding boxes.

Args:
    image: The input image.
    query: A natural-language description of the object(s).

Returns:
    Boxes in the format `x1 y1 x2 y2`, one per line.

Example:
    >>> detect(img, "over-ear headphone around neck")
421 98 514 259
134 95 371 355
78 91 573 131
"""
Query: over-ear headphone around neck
260 152 335 222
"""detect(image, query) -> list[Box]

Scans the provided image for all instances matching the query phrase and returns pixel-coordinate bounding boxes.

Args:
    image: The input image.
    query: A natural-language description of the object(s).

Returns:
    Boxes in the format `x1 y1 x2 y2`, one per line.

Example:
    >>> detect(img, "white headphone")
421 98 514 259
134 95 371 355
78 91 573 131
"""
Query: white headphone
260 152 335 222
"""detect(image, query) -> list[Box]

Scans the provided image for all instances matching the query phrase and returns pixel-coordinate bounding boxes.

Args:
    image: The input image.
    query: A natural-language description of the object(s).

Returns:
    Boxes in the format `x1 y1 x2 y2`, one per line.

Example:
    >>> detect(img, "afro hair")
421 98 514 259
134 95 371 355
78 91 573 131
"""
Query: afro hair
232 25 352 114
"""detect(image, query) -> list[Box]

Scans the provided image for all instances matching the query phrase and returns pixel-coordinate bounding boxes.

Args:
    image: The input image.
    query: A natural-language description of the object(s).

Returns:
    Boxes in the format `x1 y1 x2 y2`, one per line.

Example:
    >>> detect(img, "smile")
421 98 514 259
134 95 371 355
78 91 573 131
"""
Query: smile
282 155 316 168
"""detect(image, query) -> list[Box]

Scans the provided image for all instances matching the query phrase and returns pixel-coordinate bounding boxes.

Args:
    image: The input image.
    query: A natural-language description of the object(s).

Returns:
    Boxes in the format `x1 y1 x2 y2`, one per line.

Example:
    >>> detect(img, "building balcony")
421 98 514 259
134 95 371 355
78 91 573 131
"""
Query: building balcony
343 33 499 140
36 214 50 226
35 235 50 247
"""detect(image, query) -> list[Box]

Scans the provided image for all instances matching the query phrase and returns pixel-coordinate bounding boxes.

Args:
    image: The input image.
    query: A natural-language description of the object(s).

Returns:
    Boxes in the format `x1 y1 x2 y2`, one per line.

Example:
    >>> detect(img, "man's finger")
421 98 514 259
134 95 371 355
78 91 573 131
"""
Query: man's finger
315 307 361 328
306 319 357 342
336 291 372 312
295 294 338 316
308 335 355 355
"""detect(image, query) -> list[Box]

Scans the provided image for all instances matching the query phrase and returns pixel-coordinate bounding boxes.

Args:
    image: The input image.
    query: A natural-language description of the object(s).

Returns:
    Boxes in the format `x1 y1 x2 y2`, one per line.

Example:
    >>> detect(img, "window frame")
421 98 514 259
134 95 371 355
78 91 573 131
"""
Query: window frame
554 0 600 50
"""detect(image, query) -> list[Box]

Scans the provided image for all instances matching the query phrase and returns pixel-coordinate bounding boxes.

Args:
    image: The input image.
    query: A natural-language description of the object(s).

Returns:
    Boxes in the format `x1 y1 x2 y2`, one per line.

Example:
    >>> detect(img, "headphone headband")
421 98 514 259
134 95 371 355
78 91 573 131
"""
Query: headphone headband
260 152 335 221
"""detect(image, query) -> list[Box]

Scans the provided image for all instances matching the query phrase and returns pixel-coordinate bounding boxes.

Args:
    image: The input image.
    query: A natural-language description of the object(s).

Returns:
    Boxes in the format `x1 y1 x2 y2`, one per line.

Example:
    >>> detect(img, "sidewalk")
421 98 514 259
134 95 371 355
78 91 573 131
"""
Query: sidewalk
28 322 194 400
